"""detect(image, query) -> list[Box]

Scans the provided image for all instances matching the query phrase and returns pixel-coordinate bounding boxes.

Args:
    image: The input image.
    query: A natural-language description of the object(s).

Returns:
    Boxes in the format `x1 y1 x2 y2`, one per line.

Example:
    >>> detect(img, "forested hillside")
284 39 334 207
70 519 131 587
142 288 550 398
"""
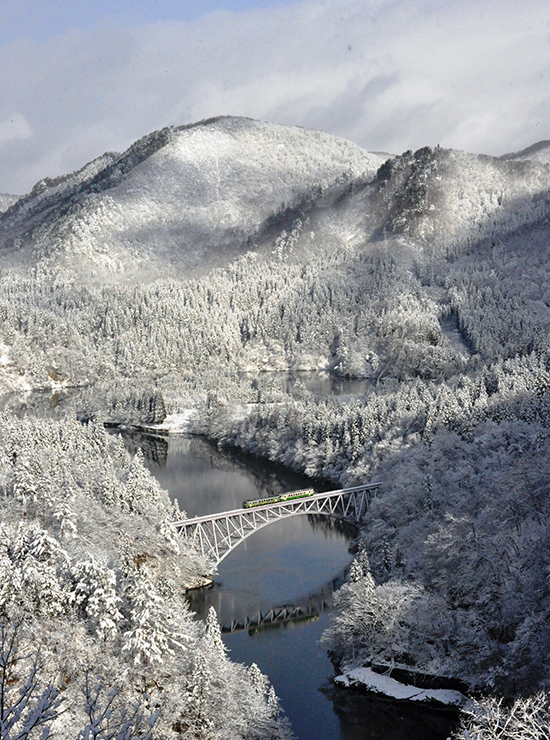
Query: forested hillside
0 116 385 279
0 414 290 739
2 117 550 735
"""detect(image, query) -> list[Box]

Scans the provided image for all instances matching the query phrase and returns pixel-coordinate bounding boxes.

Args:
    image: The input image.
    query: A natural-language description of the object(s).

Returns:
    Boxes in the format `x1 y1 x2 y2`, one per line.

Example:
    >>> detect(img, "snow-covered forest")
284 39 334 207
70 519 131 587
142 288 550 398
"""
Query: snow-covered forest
0 413 291 739
2 116 550 736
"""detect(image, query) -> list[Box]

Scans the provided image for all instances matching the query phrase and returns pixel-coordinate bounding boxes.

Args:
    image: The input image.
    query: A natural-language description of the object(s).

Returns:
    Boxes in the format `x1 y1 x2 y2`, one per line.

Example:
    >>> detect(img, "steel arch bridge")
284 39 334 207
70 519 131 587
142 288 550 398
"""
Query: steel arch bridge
172 483 380 567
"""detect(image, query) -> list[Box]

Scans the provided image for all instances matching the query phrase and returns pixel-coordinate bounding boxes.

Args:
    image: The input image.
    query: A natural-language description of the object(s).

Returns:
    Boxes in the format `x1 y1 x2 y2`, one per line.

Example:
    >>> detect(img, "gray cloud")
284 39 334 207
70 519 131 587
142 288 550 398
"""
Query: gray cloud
1 0 550 193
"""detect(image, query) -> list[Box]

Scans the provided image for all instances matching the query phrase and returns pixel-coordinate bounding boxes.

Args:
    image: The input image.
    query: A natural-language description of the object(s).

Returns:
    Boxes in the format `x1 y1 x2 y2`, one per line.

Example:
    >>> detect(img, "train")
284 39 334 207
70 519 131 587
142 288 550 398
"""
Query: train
242 488 316 509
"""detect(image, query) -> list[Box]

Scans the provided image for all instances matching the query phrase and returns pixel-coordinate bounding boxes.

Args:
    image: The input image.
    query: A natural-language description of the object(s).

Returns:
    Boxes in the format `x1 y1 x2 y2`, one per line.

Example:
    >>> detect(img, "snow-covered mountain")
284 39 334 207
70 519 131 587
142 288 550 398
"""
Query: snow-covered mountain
2 119 550 704
2 115 550 392
370 145 550 257
3 117 550 284
0 116 386 278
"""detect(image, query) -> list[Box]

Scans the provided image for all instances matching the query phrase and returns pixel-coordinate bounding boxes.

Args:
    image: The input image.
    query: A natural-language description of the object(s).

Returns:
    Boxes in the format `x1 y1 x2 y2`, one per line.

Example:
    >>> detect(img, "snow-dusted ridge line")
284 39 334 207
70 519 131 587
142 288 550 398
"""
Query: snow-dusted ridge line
500 139 550 164
0 115 388 278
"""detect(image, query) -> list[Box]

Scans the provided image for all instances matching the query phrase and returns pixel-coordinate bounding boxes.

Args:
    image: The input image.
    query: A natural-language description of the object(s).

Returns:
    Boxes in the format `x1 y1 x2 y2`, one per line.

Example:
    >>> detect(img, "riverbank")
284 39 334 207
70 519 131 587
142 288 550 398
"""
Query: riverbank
107 410 198 436
335 666 467 707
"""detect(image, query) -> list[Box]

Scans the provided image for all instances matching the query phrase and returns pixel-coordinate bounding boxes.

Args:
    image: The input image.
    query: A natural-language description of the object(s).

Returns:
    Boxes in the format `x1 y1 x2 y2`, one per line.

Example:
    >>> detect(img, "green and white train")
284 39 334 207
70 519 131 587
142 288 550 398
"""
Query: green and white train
242 488 315 509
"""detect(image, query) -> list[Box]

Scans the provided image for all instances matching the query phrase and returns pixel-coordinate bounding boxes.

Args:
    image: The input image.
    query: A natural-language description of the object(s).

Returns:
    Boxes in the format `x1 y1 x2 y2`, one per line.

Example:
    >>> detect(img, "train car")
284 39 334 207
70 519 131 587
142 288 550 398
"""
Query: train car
242 488 315 509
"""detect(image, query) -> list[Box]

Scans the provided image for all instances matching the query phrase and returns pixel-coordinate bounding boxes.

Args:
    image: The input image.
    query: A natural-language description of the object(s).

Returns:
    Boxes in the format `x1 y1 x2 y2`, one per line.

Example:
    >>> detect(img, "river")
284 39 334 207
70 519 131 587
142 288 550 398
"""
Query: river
3 384 459 739
133 432 459 740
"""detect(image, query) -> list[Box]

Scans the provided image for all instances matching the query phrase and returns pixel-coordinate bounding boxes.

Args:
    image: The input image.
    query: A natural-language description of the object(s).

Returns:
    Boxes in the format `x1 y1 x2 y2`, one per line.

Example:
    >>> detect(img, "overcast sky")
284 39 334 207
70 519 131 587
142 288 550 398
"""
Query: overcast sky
1 0 549 194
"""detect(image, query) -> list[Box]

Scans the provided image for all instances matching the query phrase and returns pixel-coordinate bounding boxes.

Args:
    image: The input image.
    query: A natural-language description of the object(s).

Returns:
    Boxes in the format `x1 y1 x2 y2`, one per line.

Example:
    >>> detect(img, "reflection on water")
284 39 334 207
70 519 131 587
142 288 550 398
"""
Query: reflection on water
285 371 375 398
216 567 347 634
122 431 169 466
325 684 460 740
187 520 352 626
225 612 343 740
140 434 329 518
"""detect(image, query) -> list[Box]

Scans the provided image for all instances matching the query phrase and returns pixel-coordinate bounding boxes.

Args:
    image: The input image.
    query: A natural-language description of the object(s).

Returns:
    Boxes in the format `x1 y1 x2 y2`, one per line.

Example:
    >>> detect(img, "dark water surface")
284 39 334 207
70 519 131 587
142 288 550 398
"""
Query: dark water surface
277 371 375 399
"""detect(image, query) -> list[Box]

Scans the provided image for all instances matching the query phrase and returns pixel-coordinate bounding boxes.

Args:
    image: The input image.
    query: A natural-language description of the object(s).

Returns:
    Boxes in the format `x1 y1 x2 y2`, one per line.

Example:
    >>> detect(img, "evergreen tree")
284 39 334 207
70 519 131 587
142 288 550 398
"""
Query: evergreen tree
122 566 176 666
71 556 123 642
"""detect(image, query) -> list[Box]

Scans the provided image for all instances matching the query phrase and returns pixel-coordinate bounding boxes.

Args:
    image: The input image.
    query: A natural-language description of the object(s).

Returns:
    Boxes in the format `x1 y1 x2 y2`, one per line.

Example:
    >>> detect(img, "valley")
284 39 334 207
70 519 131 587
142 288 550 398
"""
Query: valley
1 116 550 739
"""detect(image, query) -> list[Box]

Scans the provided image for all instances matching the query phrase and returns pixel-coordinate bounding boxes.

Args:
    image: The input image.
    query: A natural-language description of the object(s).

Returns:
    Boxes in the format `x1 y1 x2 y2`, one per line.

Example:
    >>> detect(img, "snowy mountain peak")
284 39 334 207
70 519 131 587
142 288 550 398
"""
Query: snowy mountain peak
3 121 550 283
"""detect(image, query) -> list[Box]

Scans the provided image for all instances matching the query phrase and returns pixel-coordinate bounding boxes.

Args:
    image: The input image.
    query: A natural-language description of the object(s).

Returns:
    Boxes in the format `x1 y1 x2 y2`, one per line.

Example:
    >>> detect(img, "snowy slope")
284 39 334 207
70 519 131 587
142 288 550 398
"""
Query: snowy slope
3 119 550 282
369 145 550 258
0 117 386 278
277 143 550 273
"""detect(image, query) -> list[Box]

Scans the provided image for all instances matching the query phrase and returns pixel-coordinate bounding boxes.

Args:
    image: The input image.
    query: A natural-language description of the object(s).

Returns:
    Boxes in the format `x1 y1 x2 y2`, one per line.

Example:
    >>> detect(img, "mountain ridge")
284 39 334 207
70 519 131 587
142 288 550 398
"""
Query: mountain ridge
0 116 387 279
500 139 550 164
3 118 550 286
3 119 550 286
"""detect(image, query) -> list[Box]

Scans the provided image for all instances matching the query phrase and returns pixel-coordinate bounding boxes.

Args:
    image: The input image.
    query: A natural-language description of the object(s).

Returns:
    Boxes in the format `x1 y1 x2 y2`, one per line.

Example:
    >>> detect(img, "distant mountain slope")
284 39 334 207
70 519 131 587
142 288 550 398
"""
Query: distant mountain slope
369 146 550 257
501 139 550 164
269 142 550 279
0 117 386 278
2 117 550 292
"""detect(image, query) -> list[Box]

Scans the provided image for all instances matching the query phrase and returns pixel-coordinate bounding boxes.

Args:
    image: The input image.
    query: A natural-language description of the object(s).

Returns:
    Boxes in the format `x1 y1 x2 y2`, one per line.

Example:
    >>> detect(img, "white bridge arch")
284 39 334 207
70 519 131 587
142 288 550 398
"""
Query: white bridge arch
172 483 380 567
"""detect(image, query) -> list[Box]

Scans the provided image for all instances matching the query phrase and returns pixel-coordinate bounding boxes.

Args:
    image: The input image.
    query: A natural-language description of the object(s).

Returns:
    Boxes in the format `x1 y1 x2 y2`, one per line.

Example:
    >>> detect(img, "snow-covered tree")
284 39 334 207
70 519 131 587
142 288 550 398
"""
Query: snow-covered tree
122 565 177 666
71 556 123 642
454 692 550 740
0 621 63 740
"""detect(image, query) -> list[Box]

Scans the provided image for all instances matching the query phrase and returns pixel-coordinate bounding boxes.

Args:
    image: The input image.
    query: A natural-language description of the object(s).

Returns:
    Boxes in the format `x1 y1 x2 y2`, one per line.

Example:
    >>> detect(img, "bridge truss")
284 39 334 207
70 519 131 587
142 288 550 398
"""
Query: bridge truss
172 483 380 567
